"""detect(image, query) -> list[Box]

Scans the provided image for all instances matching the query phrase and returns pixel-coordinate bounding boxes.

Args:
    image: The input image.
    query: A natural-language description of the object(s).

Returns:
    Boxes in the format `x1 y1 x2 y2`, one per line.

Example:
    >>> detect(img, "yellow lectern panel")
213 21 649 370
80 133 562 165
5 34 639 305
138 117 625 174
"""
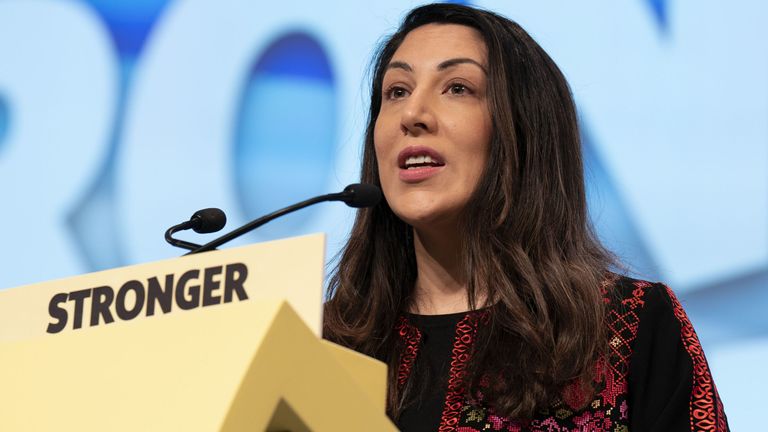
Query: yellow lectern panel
0 300 395 431
0 234 397 431
0 234 326 341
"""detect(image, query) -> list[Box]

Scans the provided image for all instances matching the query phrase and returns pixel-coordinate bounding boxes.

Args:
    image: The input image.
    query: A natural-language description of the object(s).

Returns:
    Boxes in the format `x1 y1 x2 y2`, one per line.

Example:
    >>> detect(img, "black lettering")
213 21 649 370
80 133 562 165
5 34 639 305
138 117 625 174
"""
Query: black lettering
146 274 174 316
68 288 92 330
46 292 69 334
116 280 145 320
176 269 200 310
202 265 223 307
224 263 248 302
90 286 115 326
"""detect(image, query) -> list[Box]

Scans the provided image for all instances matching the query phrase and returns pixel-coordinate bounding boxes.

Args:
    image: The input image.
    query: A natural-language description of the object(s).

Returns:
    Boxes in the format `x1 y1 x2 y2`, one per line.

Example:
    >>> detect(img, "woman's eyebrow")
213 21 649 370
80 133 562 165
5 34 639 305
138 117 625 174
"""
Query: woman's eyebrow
385 58 487 74
437 57 487 74
386 61 412 72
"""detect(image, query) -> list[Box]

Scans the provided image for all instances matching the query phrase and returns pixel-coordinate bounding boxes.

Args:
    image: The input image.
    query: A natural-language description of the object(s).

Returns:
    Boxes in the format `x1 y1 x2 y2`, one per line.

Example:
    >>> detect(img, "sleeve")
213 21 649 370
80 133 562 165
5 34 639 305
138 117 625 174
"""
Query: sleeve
628 283 729 432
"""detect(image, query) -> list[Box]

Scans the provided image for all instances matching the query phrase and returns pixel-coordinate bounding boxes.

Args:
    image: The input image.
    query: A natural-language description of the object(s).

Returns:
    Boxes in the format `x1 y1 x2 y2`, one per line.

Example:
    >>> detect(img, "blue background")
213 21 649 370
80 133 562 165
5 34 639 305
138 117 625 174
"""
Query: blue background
0 1 764 428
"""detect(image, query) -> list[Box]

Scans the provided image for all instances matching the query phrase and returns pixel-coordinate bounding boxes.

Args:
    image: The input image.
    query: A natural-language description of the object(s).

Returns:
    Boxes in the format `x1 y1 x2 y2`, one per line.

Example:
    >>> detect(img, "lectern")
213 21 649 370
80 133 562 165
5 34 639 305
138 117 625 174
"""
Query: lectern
0 234 397 431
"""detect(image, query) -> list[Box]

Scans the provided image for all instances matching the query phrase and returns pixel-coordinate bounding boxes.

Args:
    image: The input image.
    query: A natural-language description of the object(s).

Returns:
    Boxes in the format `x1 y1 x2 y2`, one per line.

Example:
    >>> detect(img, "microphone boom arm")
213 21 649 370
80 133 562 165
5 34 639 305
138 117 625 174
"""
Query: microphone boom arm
185 192 344 255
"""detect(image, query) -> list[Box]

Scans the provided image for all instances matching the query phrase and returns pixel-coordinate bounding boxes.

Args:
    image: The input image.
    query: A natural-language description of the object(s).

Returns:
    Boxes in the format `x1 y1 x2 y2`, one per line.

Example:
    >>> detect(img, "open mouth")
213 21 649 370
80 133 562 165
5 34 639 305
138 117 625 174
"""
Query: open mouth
397 146 446 170
402 155 445 169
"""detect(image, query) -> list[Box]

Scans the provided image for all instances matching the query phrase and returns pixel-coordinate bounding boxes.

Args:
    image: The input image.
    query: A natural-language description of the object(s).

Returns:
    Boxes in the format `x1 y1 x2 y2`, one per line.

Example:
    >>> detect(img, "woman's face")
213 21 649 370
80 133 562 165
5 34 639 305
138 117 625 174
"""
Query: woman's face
374 24 491 231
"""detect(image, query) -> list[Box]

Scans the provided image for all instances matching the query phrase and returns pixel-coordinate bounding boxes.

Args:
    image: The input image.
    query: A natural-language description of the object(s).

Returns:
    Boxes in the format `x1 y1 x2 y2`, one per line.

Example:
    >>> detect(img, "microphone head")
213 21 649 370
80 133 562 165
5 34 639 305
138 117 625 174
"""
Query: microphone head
190 208 227 233
342 183 382 208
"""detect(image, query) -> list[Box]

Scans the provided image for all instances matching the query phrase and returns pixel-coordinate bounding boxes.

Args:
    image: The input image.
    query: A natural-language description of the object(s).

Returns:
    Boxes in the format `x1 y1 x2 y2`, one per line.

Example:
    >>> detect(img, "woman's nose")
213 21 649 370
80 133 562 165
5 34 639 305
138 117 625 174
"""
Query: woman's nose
400 92 436 136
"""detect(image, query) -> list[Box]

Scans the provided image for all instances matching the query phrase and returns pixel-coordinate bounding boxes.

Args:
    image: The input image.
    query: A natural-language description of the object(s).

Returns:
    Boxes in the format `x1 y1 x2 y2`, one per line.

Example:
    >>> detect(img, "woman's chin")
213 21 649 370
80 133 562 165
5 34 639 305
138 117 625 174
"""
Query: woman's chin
394 206 459 233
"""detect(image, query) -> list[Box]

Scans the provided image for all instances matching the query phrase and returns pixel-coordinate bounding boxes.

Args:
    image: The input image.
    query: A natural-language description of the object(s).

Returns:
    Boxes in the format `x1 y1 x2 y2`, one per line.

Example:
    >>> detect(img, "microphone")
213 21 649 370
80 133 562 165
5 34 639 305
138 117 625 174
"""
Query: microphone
186 183 381 255
165 208 227 251
336 183 382 208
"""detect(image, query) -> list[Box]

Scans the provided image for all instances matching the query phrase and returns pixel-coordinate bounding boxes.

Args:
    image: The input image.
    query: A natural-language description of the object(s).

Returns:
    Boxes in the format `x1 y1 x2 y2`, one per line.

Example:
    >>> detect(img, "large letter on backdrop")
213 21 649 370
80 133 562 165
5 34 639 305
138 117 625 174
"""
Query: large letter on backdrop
0 0 118 288
114 0 418 264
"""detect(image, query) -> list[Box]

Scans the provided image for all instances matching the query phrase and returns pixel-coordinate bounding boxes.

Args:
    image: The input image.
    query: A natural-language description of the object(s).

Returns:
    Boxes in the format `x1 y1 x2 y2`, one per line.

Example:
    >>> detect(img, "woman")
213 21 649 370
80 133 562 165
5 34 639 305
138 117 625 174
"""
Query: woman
323 4 729 431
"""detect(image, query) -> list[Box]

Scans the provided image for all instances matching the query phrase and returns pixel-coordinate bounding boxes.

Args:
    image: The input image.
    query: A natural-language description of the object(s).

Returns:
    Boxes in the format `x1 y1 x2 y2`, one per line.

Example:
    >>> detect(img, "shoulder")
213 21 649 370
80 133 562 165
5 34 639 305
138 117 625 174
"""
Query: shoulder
602 275 695 357
604 275 730 431
603 274 692 360
603 274 681 318
603 275 702 343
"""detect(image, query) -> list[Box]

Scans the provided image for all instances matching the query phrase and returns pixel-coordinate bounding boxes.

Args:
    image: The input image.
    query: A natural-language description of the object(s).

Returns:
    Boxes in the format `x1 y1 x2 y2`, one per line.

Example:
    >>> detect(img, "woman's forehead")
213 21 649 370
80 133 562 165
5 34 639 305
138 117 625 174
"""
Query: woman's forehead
390 24 488 68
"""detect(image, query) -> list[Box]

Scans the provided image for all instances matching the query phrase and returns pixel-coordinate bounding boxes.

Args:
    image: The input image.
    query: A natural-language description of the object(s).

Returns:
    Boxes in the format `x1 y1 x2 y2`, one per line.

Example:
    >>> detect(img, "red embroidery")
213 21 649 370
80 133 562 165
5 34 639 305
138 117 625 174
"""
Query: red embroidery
664 286 727 432
438 310 489 432
393 278 728 431
395 316 422 389
597 280 649 407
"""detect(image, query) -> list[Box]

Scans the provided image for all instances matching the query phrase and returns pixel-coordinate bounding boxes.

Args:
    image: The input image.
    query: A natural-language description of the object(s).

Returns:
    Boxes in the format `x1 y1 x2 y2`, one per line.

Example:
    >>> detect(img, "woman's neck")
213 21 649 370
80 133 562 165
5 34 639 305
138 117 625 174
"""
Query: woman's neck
410 227 476 315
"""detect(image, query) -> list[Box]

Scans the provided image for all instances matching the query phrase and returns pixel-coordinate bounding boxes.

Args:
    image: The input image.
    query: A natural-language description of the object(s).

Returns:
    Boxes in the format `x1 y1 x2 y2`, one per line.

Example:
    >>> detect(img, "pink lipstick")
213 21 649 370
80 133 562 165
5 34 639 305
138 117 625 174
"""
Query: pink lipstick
397 146 445 183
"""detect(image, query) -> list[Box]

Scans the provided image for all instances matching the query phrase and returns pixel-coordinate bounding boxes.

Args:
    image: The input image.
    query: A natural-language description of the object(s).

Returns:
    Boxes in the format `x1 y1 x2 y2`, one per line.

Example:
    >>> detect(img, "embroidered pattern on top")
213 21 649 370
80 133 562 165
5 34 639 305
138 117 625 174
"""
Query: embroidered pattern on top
438 310 489 432
393 279 697 431
395 316 423 390
663 285 728 432
455 280 648 431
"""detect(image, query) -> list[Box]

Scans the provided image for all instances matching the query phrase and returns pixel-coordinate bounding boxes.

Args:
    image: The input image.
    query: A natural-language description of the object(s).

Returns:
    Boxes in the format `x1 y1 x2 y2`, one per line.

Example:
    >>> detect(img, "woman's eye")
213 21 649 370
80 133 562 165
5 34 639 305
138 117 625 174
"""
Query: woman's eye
386 86 408 100
448 83 469 95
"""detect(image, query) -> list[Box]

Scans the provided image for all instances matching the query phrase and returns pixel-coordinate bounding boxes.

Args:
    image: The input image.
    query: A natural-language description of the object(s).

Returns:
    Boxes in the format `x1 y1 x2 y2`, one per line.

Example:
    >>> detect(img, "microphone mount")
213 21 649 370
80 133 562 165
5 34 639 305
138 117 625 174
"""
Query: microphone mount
185 183 381 255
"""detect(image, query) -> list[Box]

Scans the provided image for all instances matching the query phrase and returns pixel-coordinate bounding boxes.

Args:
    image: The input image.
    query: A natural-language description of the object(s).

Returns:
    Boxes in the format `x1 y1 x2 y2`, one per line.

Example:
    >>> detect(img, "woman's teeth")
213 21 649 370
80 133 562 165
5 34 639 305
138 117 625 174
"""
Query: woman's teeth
405 155 440 168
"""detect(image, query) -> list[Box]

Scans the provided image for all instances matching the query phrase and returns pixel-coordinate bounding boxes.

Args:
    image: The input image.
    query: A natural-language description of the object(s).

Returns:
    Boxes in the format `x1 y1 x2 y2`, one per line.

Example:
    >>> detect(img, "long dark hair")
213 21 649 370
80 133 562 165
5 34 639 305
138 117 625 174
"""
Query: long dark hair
323 3 614 420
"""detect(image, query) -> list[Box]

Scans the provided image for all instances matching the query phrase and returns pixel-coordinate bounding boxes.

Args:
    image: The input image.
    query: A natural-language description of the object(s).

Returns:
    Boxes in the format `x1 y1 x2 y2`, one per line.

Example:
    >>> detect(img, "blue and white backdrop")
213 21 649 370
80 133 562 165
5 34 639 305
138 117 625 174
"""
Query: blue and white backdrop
0 0 764 428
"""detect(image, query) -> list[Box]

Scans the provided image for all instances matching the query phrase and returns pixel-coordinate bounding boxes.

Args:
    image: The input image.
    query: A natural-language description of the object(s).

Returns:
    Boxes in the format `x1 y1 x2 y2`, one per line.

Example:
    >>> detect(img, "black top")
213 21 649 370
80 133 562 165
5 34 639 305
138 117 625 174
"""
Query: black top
398 311 468 431
391 277 730 431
